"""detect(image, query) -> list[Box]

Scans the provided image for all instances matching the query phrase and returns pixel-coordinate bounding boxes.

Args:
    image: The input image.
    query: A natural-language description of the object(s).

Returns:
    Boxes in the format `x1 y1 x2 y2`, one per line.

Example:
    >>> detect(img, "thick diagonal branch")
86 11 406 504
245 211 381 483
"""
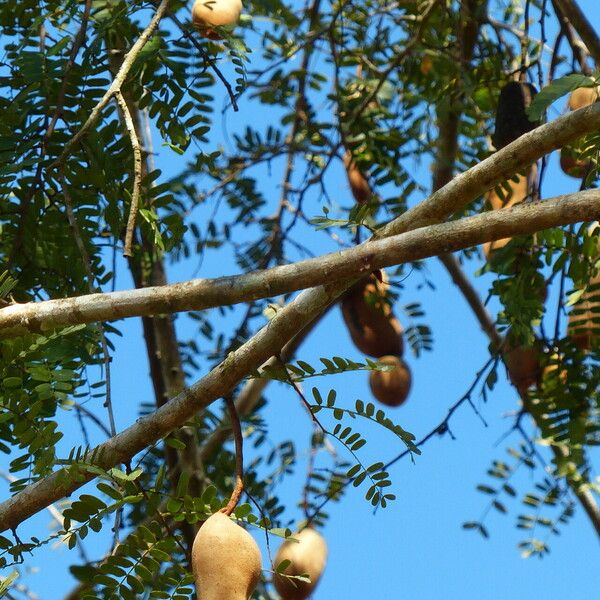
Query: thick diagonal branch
3 189 600 338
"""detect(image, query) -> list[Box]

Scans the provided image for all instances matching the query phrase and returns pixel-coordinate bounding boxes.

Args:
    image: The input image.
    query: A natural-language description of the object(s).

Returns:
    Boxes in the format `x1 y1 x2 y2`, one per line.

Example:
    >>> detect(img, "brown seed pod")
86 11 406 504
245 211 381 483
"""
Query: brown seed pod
560 146 591 179
567 272 600 351
192 0 242 39
192 512 262 600
492 81 538 150
273 528 328 600
341 273 404 357
420 54 433 76
503 338 541 396
482 164 537 258
560 87 598 178
343 151 371 204
568 86 599 110
369 355 412 407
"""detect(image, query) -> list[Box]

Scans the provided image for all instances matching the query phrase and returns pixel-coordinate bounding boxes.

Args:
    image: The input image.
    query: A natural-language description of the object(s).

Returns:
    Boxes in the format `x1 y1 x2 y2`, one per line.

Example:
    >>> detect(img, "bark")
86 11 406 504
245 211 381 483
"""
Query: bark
2 189 600 338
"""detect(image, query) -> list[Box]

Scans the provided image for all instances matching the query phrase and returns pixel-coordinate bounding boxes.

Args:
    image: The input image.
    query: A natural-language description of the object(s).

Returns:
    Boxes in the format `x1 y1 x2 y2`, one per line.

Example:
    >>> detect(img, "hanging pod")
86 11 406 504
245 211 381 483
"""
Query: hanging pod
560 86 599 178
503 334 542 396
192 512 262 600
491 81 538 150
482 163 538 259
273 527 328 600
568 86 599 111
192 0 243 39
340 271 404 357
342 150 371 204
369 355 412 407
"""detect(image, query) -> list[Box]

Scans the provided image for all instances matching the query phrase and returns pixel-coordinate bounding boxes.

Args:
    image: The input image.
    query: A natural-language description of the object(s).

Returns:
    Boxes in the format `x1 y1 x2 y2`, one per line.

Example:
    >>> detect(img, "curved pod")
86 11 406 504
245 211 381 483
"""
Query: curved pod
561 86 599 178
482 164 537 258
343 151 371 204
369 355 412 407
273 528 328 600
503 340 541 396
192 512 262 600
341 273 404 357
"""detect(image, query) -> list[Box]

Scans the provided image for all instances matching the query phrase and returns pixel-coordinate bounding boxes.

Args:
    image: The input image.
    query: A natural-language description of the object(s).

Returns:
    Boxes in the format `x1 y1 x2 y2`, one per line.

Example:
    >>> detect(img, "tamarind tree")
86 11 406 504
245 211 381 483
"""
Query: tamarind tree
0 0 599 596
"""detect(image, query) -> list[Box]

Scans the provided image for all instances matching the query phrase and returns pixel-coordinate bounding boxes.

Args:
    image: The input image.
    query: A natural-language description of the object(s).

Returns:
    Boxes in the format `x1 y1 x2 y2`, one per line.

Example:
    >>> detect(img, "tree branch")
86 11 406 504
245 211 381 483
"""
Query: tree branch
8 0 93 268
375 101 600 238
439 253 503 348
220 397 244 516
3 101 600 531
115 91 143 258
553 0 600 66
3 190 600 338
550 0 592 74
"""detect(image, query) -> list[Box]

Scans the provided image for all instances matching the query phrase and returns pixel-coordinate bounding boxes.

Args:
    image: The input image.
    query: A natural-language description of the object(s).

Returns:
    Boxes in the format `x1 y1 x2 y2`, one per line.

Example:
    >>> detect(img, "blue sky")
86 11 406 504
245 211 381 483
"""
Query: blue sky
2 1 600 598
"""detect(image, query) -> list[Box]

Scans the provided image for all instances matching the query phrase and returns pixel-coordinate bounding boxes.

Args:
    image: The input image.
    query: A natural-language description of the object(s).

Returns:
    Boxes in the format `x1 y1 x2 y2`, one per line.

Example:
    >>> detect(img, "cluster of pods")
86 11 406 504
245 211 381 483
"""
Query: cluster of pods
192 513 327 599
484 80 599 393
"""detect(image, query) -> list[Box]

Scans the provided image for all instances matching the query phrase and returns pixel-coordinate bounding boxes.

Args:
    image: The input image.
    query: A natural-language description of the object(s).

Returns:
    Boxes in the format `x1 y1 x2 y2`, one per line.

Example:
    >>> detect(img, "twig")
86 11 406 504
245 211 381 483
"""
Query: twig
58 170 117 439
166 12 239 112
302 427 322 519
439 254 503 350
551 0 591 74
306 356 498 521
49 0 171 169
45 0 93 141
220 397 244 516
276 356 326 432
60 168 119 545
199 309 330 463
268 0 322 259
520 0 532 75
385 356 496 469
553 0 600 66
345 0 440 132
115 91 143 257
71 402 113 438
8 0 92 267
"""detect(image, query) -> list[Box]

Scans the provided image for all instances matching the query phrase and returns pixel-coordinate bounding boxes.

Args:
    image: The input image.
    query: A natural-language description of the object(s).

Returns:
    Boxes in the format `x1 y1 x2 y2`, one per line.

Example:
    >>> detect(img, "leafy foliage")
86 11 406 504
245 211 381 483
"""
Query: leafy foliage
0 0 600 596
